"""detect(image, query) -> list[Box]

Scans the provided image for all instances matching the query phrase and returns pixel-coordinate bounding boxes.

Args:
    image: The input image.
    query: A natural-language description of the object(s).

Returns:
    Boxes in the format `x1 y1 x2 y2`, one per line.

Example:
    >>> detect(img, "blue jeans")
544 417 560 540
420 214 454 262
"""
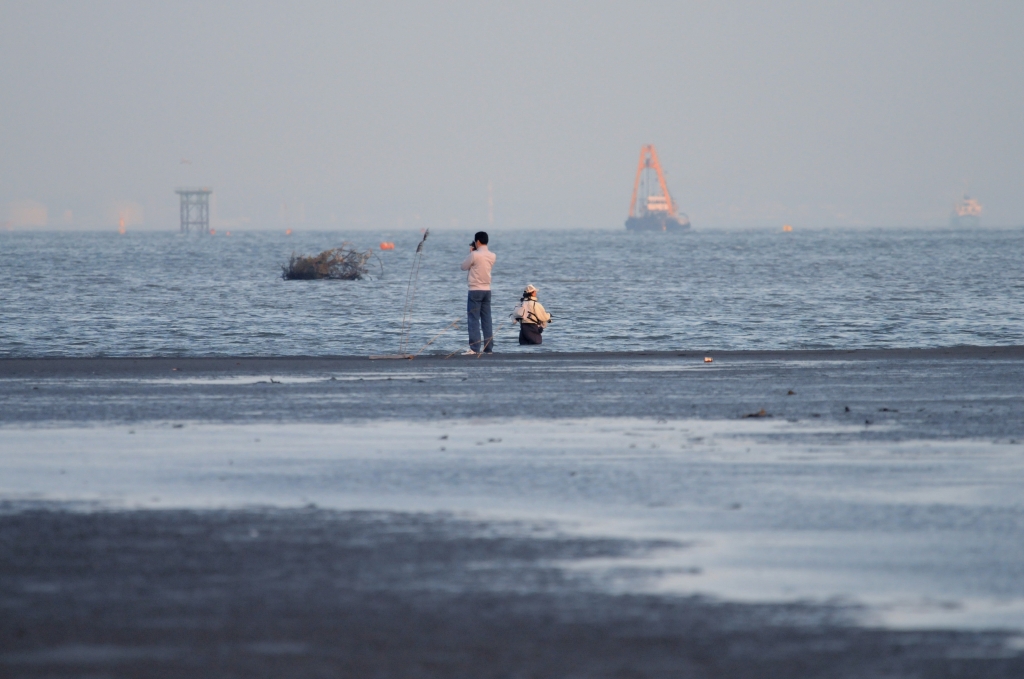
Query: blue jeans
467 290 493 353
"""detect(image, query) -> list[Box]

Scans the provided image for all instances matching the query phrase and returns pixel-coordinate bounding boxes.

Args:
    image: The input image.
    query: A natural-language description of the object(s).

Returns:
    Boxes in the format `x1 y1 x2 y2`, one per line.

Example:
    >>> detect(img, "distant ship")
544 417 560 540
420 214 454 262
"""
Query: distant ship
625 145 690 231
950 195 982 228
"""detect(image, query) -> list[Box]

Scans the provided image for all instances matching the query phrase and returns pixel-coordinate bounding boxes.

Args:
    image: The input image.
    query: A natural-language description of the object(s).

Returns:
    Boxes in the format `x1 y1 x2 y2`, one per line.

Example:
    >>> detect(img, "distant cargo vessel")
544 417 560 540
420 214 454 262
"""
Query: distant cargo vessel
625 145 690 231
950 195 982 228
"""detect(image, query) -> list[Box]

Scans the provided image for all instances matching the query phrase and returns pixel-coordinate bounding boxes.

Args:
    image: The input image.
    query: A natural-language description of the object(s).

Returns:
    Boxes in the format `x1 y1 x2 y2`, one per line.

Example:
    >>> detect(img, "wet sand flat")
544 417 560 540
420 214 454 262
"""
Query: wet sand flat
3 507 1023 679
2 348 1024 677
2 346 1024 438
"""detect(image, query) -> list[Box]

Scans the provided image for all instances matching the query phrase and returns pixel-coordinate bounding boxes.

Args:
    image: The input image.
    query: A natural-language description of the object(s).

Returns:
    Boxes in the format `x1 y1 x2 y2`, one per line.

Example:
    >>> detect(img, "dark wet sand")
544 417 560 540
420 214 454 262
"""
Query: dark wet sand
3 344 1023 378
2 507 1022 679
3 347 1024 441
3 348 1024 677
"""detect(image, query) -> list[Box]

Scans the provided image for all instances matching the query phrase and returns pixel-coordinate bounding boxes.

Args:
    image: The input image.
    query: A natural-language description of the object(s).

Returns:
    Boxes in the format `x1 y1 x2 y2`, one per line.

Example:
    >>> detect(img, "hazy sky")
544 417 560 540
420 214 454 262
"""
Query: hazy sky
2 1 1022 230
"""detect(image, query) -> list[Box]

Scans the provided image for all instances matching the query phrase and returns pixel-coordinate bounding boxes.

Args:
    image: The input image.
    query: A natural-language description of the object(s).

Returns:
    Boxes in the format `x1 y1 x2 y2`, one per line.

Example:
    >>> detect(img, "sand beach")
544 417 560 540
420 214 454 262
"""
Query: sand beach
3 347 1024 676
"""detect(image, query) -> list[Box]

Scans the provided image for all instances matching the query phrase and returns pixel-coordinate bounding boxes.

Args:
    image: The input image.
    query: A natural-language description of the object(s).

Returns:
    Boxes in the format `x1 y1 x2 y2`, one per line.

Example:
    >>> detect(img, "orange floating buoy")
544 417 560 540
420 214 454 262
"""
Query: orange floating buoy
782 224 793 232
209 228 216 235
380 242 395 250
704 357 714 363
285 229 293 236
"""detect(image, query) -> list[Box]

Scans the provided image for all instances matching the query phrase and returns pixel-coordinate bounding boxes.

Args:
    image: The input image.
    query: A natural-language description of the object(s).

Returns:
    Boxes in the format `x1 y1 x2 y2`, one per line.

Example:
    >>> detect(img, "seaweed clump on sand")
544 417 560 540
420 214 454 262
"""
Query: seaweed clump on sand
282 244 378 280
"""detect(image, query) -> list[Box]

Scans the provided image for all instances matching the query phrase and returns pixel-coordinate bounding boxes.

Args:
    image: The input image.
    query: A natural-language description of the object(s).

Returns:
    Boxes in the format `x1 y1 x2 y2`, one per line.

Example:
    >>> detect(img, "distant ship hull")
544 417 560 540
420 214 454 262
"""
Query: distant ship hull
949 214 980 228
625 214 691 231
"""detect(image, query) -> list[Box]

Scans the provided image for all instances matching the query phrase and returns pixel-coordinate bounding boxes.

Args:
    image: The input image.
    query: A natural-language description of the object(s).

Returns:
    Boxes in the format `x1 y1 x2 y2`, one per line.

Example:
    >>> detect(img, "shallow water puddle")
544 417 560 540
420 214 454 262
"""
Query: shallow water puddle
2 417 1023 632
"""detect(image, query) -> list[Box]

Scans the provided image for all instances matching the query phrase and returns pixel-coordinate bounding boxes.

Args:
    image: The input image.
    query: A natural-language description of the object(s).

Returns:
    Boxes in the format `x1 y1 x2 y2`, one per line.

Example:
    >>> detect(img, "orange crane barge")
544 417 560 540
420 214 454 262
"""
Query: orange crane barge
625 145 690 231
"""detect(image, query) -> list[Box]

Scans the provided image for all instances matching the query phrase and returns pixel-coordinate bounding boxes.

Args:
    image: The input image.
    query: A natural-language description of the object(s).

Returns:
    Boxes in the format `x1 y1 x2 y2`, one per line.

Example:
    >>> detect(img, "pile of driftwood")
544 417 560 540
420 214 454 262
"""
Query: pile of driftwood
282 244 378 280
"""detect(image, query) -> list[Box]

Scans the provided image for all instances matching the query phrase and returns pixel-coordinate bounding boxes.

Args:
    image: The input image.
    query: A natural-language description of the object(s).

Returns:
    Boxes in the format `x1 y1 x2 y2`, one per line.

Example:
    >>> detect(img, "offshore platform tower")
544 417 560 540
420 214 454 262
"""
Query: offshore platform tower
176 188 212 234
625 145 690 231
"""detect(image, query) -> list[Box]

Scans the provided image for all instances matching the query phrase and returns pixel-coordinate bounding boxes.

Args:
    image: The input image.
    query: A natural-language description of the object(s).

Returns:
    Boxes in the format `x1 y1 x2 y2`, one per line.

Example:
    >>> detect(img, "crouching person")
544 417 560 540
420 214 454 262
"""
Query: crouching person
513 284 551 345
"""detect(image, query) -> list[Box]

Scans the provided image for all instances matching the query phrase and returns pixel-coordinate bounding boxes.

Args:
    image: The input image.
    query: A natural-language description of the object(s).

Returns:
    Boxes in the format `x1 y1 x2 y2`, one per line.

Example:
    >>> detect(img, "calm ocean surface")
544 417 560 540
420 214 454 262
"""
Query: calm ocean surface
1 228 1022 357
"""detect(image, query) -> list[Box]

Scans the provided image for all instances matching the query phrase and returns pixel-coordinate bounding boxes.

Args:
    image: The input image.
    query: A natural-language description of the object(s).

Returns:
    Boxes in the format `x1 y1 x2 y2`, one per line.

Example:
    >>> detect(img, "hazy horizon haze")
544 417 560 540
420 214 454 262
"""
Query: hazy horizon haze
2 0 1023 231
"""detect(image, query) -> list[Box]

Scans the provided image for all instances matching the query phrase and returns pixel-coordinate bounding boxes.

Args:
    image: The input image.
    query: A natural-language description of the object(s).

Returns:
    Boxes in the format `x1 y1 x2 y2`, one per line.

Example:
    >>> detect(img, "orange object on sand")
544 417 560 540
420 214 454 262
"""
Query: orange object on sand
380 242 395 250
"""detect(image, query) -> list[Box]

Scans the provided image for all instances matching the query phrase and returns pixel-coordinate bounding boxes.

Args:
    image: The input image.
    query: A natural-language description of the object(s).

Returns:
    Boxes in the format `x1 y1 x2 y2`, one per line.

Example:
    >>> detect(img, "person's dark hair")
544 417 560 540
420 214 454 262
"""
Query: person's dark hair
474 231 488 245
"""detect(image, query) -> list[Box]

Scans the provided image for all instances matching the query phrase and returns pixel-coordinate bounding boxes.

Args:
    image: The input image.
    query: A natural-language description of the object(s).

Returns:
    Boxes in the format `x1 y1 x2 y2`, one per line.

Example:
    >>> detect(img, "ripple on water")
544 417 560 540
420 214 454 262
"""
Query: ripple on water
1 228 1023 356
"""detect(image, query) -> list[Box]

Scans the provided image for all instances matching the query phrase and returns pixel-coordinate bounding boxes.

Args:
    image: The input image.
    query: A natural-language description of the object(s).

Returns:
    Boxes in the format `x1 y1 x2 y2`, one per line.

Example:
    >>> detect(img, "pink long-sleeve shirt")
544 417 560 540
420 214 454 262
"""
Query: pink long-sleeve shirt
460 246 496 291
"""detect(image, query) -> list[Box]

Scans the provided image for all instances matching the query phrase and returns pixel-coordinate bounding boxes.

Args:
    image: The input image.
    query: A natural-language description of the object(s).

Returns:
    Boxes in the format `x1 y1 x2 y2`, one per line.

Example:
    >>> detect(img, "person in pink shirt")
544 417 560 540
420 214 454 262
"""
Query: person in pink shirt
460 231 496 354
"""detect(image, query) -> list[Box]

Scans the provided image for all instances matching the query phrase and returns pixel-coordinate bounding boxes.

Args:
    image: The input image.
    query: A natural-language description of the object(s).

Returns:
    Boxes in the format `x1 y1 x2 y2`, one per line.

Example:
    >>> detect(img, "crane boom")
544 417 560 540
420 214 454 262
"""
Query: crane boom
624 144 690 231
628 144 677 218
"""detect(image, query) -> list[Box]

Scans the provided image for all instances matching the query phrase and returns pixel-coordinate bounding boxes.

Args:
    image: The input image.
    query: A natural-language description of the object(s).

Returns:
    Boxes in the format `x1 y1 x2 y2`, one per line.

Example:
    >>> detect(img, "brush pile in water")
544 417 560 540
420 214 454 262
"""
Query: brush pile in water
282 244 376 280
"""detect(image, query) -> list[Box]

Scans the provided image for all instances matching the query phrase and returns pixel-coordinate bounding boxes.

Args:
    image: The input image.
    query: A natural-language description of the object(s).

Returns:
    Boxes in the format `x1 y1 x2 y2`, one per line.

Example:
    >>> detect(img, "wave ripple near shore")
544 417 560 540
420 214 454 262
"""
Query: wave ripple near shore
2 228 1023 356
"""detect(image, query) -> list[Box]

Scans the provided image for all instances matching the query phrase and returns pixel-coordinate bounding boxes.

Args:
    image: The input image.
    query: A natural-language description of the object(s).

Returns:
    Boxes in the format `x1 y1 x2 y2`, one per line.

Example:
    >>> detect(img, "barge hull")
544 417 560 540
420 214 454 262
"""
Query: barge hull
625 215 691 231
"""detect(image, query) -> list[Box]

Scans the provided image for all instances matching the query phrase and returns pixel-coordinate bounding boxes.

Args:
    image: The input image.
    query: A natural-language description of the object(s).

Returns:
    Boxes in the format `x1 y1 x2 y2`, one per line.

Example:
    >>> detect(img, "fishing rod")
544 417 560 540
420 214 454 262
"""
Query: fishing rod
412 318 460 357
399 229 429 354
370 230 429 360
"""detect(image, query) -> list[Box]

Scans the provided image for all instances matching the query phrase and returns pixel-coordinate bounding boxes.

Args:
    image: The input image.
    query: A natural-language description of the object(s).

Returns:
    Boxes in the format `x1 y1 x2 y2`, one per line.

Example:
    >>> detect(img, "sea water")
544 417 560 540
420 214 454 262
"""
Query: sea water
1 227 1022 357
